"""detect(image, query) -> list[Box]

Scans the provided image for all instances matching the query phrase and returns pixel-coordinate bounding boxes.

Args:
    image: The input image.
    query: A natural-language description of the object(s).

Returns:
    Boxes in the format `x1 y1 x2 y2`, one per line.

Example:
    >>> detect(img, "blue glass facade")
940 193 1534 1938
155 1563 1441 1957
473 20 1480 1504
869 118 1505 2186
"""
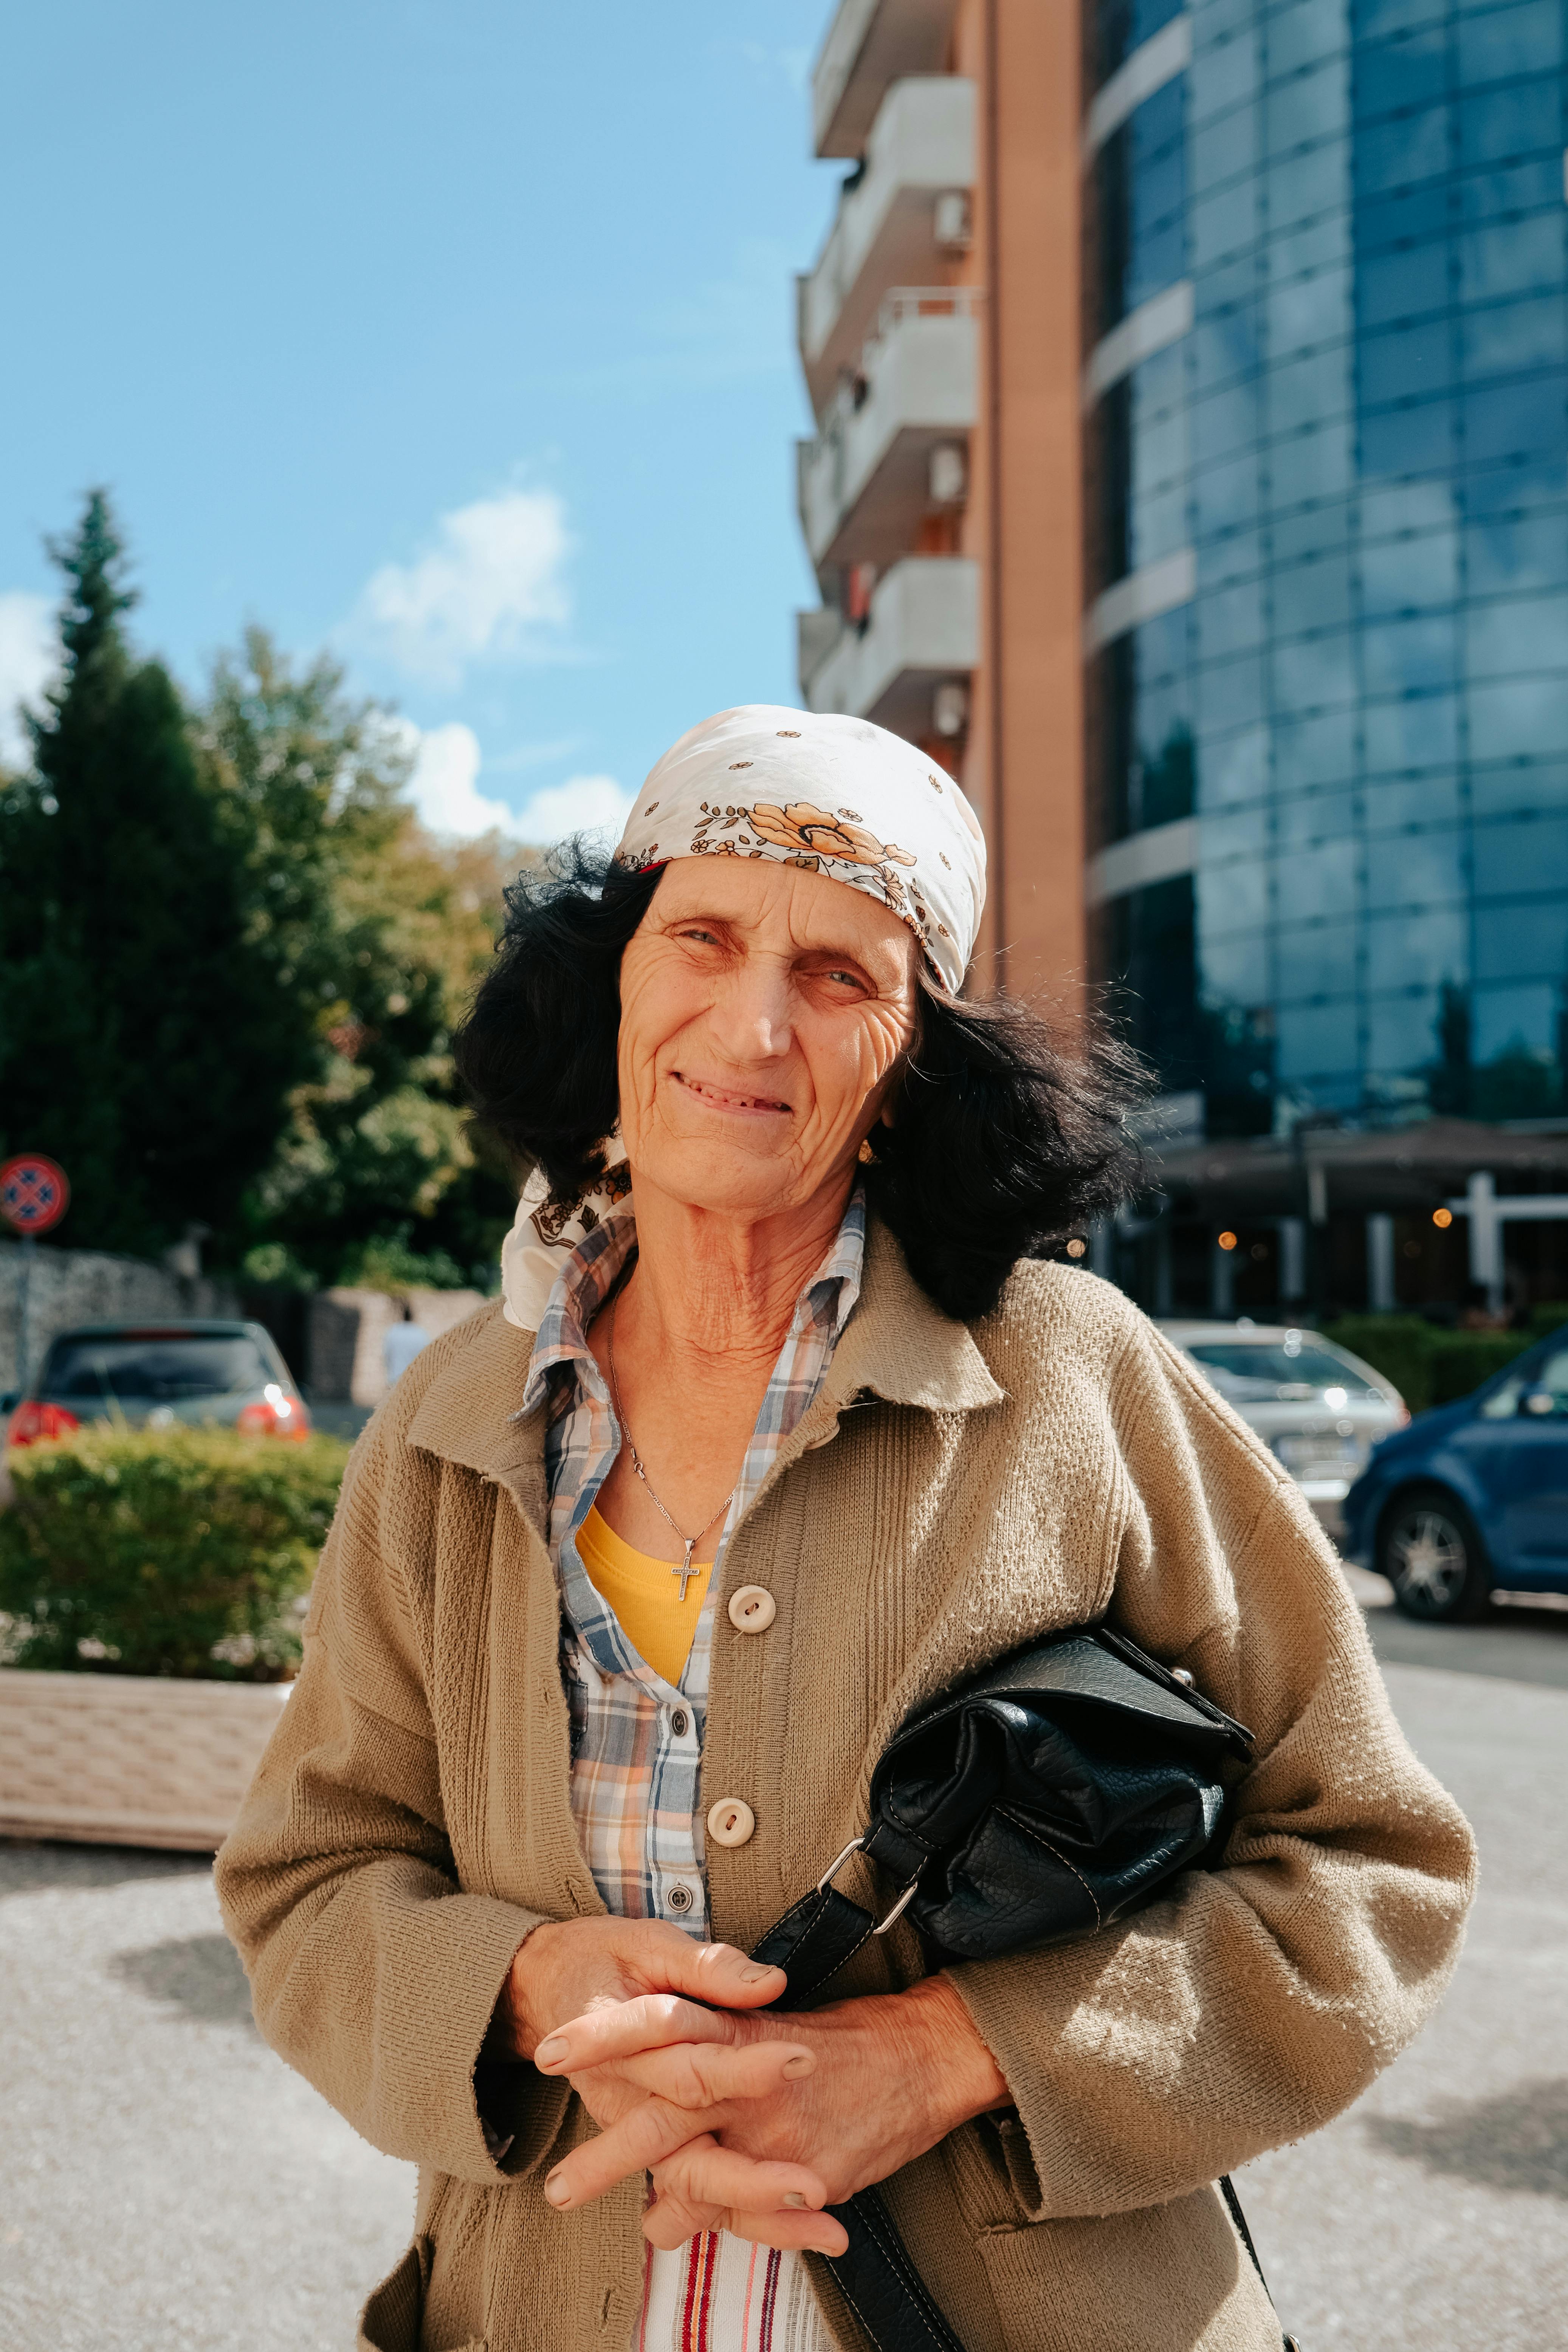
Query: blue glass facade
1085 0 1568 1137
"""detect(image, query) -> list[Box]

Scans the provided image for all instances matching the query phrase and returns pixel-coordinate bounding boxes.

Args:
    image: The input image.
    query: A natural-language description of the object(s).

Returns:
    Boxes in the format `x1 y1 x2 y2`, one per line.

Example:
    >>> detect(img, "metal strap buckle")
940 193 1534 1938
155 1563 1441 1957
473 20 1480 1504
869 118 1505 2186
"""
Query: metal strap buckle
815 1837 922 1936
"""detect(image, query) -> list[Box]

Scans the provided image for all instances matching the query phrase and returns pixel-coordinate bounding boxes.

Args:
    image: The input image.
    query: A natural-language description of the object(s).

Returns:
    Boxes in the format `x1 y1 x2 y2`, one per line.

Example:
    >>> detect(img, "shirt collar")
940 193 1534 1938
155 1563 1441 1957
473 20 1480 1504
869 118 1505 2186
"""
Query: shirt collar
520 1187 868 1412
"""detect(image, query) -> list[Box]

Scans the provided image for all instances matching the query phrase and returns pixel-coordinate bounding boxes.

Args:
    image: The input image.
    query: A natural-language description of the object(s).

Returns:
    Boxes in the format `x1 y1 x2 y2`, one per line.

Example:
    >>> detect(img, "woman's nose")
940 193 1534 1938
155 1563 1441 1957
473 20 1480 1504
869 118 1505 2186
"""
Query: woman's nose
712 962 794 1059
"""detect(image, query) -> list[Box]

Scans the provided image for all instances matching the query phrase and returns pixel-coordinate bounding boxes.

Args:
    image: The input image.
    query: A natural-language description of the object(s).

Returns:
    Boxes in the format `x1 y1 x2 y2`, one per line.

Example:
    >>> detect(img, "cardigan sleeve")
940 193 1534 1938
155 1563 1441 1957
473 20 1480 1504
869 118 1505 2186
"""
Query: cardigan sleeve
213 1414 569 2186
946 1317 1477 2221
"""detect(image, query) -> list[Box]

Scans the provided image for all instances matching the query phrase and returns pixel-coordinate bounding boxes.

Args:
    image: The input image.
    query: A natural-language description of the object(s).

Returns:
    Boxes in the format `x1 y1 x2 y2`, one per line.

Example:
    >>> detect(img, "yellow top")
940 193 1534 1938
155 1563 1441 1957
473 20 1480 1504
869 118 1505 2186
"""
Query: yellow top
575 1504 714 1687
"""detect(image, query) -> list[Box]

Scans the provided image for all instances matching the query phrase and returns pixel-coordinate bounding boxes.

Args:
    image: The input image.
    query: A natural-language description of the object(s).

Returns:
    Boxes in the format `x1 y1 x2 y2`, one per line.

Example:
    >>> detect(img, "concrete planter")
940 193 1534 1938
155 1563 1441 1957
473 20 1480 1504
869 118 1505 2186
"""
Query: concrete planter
0 1666 290 1851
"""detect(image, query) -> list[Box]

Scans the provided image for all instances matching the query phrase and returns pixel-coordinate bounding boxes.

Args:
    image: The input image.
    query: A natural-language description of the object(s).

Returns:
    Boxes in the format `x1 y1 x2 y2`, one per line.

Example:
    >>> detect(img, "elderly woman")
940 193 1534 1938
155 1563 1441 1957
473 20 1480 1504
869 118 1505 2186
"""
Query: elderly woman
217 708 1473 2352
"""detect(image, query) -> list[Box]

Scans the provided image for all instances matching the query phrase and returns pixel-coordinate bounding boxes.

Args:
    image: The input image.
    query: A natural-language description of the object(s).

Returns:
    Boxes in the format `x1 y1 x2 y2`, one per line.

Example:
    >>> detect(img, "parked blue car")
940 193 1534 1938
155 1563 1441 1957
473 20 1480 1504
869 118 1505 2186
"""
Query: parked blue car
1342 1327 1568 1620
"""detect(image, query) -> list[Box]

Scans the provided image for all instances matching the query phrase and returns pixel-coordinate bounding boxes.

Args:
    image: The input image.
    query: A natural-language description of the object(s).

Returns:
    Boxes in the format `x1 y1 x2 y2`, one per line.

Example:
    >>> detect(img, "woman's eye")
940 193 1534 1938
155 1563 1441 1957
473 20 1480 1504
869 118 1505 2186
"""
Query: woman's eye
825 968 866 990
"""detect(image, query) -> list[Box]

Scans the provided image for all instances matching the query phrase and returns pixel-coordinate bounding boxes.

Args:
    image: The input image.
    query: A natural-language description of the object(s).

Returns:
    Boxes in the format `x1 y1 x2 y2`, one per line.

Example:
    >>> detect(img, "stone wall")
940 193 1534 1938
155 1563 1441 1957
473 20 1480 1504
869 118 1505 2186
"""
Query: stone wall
305 1288 490 1406
0 1244 241 1396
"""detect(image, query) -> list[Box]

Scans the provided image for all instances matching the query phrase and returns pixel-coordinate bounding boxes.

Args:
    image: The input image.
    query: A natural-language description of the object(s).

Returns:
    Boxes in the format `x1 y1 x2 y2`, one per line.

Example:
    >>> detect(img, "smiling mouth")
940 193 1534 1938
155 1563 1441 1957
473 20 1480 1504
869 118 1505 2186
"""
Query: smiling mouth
673 1071 792 1116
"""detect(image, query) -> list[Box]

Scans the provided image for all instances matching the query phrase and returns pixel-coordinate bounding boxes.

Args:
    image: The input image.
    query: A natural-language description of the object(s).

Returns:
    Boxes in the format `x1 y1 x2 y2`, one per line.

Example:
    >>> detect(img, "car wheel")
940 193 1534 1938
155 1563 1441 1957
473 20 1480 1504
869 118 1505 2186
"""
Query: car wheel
1378 1487 1492 1623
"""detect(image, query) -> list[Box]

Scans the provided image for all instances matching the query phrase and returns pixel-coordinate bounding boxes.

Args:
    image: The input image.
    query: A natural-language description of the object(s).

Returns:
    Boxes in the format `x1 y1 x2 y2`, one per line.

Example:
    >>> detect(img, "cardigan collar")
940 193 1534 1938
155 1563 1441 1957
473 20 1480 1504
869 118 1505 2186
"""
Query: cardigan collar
404 1211 1004 1512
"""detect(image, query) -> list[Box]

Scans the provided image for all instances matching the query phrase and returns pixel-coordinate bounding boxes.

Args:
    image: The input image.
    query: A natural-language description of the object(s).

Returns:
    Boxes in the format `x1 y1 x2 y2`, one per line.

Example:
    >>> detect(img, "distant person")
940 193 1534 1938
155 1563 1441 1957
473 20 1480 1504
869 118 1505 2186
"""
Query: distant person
381 1299 430 1387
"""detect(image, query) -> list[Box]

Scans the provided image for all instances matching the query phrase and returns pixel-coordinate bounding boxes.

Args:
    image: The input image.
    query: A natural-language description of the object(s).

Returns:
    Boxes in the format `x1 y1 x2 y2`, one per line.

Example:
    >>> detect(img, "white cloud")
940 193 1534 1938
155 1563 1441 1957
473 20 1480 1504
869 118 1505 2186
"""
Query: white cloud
513 773 634 846
0 591 56 768
400 718 633 848
405 722 519 836
353 488 570 688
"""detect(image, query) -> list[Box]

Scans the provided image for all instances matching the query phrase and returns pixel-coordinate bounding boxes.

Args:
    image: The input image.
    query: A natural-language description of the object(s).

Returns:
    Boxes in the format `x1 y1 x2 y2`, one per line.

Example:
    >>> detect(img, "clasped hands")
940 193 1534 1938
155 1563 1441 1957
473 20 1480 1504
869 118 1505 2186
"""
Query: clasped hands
496 1917 1007 2256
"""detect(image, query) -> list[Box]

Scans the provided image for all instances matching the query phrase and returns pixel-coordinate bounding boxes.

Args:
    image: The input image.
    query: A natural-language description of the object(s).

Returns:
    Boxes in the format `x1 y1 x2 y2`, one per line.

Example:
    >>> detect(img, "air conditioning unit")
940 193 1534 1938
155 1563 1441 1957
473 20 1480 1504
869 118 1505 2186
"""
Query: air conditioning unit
933 682 970 739
934 191 972 251
929 443 967 505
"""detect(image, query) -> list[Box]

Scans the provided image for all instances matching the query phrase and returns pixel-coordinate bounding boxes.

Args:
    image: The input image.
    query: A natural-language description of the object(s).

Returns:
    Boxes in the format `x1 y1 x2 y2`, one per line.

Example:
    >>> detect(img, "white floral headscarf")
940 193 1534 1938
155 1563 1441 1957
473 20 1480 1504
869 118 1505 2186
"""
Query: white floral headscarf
501 705 987 1330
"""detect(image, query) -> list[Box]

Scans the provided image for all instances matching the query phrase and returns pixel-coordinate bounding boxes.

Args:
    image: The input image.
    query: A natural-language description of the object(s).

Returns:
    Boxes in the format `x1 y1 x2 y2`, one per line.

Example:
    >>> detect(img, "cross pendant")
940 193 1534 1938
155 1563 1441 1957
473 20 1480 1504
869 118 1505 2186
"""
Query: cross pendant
672 1540 698 1602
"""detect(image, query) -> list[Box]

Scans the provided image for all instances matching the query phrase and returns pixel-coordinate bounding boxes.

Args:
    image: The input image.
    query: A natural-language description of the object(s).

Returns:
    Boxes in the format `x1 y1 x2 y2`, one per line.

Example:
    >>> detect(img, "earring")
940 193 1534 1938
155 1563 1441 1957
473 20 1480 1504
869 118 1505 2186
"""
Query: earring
857 1136 876 1165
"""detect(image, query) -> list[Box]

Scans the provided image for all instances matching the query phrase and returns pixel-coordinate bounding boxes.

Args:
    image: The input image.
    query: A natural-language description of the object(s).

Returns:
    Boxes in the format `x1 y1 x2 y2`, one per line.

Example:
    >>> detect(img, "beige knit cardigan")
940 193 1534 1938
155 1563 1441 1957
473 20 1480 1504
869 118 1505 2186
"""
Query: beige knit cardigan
215 1219 1475 2352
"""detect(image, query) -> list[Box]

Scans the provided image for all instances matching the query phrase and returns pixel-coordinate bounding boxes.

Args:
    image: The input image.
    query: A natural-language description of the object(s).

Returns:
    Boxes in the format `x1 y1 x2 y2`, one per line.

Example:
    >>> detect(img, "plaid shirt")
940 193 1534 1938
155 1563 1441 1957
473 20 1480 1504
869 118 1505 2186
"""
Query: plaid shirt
519 1189 865 2352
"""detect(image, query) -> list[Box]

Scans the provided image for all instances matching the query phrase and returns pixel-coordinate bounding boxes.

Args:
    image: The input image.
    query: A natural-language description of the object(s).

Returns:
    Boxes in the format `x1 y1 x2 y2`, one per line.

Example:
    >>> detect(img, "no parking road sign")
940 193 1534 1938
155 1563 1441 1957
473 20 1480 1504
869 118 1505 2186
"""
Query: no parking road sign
0 1156 70 1236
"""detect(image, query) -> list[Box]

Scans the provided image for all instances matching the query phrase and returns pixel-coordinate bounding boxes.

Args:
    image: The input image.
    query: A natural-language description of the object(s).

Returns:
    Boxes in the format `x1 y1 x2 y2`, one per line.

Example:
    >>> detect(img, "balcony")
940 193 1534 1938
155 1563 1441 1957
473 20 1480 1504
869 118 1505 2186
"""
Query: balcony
798 77 975 415
797 289 979 572
812 0 961 158
798 556 978 738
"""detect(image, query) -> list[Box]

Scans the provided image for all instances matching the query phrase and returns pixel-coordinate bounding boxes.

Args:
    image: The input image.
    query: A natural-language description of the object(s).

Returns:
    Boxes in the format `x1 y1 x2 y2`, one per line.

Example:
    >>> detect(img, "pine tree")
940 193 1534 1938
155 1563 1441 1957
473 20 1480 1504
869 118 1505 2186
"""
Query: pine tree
0 494 316 1255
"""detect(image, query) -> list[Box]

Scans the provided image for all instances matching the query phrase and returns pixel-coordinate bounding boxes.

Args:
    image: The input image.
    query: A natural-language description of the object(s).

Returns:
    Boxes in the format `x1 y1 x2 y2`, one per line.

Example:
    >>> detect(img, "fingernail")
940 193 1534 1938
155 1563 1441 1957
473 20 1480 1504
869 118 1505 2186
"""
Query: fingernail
781 2192 808 2209
782 2053 814 2078
544 2171 571 2208
535 2036 568 2067
740 1963 780 1983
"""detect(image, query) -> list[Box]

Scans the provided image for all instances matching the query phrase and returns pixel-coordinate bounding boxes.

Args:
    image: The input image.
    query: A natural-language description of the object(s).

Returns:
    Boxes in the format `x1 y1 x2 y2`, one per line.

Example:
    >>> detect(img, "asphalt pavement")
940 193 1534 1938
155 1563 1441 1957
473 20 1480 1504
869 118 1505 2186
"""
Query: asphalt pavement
0 1588 1564 2351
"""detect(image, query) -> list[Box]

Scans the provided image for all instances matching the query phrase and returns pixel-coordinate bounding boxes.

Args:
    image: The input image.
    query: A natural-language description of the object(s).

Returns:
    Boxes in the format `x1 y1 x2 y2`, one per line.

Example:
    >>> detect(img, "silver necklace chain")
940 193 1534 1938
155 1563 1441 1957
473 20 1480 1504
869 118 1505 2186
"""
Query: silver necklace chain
606 1290 736 1601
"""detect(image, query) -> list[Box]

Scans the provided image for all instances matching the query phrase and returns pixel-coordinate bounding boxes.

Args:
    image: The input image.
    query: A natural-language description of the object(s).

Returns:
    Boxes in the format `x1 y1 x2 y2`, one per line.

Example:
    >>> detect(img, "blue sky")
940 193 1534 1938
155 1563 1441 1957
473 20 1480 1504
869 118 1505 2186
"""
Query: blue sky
0 1 839 838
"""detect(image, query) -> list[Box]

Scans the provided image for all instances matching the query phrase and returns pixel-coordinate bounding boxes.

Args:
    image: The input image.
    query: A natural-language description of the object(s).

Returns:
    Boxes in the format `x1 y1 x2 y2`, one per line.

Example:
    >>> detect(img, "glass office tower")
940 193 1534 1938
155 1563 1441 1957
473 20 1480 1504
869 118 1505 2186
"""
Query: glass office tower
1084 0 1568 1139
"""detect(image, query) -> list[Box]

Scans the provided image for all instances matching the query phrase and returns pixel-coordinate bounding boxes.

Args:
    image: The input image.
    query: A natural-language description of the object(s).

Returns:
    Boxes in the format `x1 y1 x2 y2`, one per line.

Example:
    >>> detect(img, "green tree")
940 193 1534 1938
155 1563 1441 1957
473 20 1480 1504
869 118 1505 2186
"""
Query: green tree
0 495 315 1255
199 631 524 1287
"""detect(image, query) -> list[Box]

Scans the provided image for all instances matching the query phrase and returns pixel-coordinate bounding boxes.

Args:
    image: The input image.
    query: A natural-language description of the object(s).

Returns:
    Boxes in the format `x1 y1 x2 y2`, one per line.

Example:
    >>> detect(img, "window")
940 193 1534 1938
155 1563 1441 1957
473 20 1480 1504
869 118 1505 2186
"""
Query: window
1181 1337 1384 1400
1355 107 1451 200
1469 676 1568 759
1360 319 1454 405
1272 550 1354 634
1460 212 1565 304
1463 293 1568 381
1271 630 1355 713
1198 581 1269 660
1274 708 1356 790
1271 346 1355 432
1362 695 1458 771
1363 771 1461 830
1354 32 1448 124
1462 373 1568 467
1357 243 1450 329
1365 824 1466 911
1474 899 1568 982
1467 591 1568 680
1464 511 1568 595
1360 395 1455 477
1269 265 1353 354
1359 528 1459 615
1458 2 1563 87
1266 60 1348 154
1277 916 1357 999
1458 82 1562 170
1365 903 1469 990
1472 812 1568 896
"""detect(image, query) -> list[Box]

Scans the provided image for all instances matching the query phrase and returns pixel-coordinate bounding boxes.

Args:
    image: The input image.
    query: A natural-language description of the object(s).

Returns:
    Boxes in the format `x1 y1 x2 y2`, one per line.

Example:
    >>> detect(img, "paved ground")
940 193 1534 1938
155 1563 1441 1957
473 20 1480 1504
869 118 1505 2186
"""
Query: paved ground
1 1593 1564 2350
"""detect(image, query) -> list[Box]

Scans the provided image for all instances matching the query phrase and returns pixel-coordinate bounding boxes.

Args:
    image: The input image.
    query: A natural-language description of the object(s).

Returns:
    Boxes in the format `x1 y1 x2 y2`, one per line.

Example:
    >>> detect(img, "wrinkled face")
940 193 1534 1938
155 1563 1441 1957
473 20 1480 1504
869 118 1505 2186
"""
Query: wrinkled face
617 857 920 1221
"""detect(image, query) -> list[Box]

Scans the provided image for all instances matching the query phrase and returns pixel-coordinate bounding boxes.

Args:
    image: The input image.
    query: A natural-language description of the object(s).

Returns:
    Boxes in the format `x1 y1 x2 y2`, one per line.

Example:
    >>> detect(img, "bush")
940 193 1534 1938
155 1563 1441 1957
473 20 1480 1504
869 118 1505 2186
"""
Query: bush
1324 1312 1568 1412
335 1224 469 1293
0 1427 349 1680
1427 1331 1532 1404
1323 1316 1439 1412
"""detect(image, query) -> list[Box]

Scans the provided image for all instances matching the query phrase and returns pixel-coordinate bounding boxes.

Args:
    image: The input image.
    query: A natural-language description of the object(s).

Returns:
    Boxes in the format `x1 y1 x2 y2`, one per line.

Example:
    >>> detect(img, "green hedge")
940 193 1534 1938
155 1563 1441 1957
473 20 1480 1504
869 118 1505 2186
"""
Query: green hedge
0 1427 350 1680
1324 1306 1566 1414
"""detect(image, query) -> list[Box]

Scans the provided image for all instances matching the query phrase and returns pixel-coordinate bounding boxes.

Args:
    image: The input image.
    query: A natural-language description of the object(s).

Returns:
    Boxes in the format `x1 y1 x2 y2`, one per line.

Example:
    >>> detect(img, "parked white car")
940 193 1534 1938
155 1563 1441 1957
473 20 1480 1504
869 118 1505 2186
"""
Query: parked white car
1161 1321 1407 1539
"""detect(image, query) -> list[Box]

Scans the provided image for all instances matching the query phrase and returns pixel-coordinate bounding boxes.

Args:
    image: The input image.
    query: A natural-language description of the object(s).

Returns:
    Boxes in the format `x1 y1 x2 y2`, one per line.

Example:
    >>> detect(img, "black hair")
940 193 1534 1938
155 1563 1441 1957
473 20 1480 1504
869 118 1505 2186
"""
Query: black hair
453 839 1146 1323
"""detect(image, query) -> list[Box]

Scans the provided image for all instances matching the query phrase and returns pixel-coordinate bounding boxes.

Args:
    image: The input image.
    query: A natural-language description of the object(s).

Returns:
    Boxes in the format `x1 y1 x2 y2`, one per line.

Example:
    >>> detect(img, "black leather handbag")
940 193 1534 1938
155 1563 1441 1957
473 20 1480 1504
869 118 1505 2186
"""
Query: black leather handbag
747 1624 1301 2352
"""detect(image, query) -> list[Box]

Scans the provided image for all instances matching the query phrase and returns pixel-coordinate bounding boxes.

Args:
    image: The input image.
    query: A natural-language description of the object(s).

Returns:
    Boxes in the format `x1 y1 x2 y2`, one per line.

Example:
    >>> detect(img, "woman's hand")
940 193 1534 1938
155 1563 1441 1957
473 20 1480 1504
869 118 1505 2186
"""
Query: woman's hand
496 1920 837 2244
496 1916 788 2061
535 1971 1009 2254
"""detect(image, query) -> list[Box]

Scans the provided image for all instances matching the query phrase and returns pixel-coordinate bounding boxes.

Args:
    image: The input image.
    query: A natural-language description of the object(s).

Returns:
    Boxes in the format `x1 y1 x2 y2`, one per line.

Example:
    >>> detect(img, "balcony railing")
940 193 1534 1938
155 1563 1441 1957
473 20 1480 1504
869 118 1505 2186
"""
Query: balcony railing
798 556 979 737
798 76 975 416
797 288 980 572
812 0 962 158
